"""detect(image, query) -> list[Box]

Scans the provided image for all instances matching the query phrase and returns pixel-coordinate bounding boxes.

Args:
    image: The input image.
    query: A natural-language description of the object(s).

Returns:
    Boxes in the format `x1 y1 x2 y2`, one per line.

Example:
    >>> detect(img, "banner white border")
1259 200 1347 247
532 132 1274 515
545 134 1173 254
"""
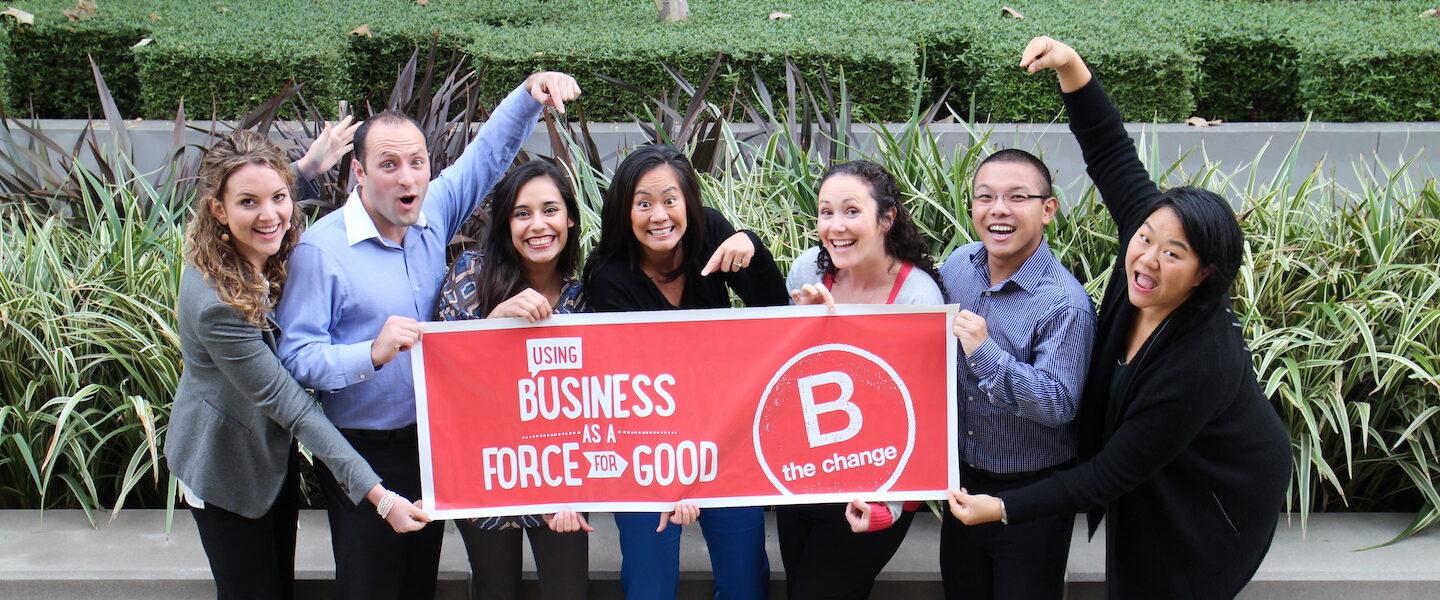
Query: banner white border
413 303 960 519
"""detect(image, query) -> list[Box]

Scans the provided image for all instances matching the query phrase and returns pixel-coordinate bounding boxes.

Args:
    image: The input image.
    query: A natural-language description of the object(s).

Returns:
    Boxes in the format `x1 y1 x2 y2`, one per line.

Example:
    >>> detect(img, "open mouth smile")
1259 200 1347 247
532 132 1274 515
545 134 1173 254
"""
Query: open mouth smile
1133 271 1158 292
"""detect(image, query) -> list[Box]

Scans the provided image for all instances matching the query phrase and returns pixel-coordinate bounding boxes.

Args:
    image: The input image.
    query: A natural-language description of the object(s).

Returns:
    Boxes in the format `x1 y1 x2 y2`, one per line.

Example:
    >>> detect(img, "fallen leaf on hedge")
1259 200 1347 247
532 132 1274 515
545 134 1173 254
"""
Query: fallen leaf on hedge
61 0 97 21
1001 6 1024 19
1185 116 1222 128
147 12 159 20
769 12 792 20
1421 8 1438 18
133 37 151 48
1 6 35 25
349 24 372 38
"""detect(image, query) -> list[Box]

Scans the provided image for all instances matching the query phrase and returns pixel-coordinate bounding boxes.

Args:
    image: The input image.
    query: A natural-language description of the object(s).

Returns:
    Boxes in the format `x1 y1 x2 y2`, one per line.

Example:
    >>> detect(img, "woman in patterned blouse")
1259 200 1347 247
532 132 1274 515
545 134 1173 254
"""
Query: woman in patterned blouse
437 159 590 599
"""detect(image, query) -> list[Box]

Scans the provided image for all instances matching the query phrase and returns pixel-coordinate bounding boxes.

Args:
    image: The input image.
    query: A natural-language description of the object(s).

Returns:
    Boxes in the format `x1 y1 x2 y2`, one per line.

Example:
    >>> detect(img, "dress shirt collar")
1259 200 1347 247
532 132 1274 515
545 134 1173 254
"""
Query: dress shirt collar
966 238 1055 295
342 186 429 247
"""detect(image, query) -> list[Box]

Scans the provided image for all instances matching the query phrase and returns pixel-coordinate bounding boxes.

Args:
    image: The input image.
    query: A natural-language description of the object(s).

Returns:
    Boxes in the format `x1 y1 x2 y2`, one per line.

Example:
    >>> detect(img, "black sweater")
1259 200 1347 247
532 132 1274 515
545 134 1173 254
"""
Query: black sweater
1002 79 1292 599
585 206 789 311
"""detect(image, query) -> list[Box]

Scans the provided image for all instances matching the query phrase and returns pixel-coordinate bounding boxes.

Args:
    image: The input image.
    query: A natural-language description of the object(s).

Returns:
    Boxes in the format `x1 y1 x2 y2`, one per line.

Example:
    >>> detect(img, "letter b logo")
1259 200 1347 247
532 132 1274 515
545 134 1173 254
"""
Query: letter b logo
798 372 861 447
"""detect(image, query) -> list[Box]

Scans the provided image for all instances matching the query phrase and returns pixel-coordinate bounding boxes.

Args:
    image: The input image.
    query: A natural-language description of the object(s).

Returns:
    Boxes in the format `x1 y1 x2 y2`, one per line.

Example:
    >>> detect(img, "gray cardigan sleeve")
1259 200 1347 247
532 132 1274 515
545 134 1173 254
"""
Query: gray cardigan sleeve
197 301 382 505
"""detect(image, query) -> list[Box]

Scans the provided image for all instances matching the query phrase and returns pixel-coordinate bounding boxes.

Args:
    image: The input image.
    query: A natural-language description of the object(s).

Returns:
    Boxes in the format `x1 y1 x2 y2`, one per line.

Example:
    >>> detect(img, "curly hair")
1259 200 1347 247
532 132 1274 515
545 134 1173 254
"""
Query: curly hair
183 131 304 329
814 160 941 286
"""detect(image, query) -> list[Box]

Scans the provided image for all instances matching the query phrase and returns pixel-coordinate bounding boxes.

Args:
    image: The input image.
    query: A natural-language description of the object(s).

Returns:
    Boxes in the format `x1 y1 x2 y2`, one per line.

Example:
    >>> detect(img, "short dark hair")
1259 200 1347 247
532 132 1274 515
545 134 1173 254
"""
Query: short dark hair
1153 186 1243 301
975 148 1053 198
815 160 941 288
353 110 423 165
584 144 708 283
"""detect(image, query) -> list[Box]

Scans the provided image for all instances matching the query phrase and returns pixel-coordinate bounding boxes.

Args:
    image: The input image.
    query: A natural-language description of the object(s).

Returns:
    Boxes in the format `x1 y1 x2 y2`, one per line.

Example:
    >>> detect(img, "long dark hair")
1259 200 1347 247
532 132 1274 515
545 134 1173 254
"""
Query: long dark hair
474 160 582 316
1152 186 1243 303
583 145 707 284
814 160 940 285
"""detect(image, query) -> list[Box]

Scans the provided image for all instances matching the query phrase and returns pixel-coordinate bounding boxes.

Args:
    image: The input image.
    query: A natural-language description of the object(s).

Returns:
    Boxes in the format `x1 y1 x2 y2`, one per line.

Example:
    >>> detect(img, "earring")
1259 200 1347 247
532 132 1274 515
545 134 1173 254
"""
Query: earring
220 229 231 242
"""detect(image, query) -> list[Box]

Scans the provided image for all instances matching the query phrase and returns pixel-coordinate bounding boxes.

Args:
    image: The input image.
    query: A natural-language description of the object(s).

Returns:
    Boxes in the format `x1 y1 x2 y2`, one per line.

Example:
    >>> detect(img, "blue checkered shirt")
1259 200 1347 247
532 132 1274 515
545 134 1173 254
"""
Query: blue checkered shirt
940 241 1096 473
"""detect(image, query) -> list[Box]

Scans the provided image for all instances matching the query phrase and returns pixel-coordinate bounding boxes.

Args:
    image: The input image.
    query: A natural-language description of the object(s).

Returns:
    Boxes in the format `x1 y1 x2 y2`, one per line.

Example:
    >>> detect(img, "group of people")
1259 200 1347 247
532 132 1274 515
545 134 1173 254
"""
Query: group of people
165 37 1292 600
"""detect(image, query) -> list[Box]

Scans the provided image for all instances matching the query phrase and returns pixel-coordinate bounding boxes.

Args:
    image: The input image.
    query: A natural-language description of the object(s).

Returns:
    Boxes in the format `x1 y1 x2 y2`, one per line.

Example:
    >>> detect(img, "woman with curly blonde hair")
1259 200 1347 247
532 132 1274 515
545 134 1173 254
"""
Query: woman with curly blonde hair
165 130 431 599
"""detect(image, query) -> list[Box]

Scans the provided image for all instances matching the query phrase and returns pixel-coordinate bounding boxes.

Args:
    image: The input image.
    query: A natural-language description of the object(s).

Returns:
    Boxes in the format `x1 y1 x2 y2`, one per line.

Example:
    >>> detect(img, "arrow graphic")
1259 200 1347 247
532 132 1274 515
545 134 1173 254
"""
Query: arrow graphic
582 451 628 479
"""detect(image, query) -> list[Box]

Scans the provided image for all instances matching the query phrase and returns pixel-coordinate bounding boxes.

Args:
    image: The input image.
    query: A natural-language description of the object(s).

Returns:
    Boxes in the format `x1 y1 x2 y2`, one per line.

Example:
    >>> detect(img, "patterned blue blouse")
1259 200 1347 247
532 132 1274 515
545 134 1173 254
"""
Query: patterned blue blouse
437 248 584 529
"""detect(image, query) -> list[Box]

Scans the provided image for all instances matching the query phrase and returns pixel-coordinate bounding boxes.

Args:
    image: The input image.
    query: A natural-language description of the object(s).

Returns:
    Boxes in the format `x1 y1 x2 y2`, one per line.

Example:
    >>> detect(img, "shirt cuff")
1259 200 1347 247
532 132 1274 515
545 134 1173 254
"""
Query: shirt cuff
339 340 379 388
502 83 544 120
966 337 1006 385
867 502 895 531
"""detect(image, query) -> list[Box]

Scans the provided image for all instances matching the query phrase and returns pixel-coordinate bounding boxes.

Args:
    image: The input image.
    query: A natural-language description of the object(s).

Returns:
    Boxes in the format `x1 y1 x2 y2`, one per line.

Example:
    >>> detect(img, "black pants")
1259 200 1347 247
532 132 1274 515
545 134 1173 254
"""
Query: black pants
939 467 1074 600
190 447 301 600
319 425 445 600
457 519 589 599
777 503 915 600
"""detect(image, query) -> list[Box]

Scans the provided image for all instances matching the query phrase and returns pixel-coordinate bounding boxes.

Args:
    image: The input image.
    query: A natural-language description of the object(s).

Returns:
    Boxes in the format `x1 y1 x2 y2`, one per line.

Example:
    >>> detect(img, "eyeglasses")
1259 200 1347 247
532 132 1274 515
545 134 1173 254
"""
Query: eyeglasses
972 193 1049 206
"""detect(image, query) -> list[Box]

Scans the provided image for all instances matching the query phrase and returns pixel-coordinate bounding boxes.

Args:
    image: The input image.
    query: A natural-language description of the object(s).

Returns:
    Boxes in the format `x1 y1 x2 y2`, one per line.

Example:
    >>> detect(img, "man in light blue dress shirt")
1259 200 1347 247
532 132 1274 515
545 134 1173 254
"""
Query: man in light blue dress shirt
275 72 579 599
939 149 1097 599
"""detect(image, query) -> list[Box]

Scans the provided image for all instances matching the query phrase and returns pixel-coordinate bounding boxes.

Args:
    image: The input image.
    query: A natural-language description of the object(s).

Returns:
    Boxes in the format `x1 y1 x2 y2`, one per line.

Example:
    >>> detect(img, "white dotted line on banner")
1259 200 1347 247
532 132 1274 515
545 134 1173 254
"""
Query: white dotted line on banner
521 431 581 440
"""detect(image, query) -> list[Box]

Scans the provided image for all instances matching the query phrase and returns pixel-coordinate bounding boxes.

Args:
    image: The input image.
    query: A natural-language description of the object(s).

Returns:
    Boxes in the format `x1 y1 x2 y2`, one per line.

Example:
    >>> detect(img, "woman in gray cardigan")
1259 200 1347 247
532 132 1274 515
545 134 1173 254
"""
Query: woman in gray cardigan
781 160 945 599
165 130 430 599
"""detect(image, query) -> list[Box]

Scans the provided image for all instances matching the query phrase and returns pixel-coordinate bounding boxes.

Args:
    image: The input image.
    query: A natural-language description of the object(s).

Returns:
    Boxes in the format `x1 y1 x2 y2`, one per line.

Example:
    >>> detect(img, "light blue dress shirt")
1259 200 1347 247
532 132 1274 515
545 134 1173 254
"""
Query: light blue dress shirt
275 85 541 431
940 240 1097 473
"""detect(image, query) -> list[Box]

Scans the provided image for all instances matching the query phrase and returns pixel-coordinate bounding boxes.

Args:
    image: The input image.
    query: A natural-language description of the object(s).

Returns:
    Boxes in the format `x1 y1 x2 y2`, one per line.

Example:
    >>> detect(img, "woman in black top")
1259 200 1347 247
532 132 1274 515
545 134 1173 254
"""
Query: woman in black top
582 144 786 598
584 145 788 311
948 37 1292 599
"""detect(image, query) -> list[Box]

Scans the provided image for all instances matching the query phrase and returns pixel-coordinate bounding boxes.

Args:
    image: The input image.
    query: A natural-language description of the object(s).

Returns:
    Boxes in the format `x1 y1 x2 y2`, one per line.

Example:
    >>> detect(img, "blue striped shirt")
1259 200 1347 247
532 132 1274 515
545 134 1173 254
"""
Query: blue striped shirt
940 241 1096 473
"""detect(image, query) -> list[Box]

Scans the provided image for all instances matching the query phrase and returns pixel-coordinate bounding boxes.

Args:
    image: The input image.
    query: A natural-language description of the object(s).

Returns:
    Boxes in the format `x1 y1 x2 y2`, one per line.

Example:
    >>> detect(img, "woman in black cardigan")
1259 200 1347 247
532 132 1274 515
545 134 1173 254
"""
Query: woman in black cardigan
947 37 1292 599
582 144 787 599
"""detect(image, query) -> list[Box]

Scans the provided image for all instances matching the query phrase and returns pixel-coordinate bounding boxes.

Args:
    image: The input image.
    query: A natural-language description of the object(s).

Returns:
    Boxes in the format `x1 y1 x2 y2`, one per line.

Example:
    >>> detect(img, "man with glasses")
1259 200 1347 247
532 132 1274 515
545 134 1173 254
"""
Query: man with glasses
938 149 1097 598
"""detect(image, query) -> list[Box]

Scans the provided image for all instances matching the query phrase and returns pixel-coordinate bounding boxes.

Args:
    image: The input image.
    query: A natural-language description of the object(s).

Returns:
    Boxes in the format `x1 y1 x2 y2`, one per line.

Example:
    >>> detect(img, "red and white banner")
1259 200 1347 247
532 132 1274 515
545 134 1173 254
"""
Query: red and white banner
413 305 959 519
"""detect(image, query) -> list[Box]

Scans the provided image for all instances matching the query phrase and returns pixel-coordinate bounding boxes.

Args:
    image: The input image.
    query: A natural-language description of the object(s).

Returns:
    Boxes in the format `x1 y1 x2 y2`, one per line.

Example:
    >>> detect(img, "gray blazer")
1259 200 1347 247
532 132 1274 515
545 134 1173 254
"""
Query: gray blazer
165 265 381 519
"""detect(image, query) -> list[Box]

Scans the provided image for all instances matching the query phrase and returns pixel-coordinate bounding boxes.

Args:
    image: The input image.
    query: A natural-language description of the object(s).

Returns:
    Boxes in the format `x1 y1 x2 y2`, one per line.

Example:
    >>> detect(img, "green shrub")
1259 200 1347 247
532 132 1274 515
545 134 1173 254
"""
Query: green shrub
5 0 1440 122
963 2 1200 123
465 2 921 122
1293 2 1440 121
135 36 351 120
1193 4 1302 122
0 25 12 112
5 17 145 117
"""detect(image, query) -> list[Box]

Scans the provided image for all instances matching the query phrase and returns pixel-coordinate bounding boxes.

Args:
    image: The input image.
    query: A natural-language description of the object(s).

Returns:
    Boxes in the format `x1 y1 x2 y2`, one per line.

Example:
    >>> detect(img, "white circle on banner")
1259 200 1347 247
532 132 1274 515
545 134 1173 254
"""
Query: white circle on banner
752 343 915 495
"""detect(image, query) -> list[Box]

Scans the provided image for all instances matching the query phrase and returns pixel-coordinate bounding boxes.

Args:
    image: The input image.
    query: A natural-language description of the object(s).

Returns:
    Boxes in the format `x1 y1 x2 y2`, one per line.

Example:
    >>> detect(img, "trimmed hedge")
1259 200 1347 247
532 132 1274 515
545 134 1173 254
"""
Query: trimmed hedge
1292 3 1440 121
2 0 1438 122
0 24 11 112
465 19 920 123
6 16 144 117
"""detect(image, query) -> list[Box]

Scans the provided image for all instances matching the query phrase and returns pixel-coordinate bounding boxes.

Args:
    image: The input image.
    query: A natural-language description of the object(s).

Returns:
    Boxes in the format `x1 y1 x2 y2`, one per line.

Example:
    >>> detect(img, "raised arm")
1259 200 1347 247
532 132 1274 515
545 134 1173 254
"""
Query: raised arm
428 72 581 240
1022 36 1160 233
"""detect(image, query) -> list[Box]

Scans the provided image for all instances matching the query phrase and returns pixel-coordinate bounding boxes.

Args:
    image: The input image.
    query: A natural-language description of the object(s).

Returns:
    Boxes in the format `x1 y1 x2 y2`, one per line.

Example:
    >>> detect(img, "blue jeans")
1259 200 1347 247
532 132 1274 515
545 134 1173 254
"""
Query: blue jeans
613 507 770 599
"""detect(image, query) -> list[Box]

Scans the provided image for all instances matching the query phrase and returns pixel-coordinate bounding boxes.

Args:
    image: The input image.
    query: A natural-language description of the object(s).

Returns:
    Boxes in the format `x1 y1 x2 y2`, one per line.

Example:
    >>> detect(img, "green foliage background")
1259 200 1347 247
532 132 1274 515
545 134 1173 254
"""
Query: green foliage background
1 0 1438 121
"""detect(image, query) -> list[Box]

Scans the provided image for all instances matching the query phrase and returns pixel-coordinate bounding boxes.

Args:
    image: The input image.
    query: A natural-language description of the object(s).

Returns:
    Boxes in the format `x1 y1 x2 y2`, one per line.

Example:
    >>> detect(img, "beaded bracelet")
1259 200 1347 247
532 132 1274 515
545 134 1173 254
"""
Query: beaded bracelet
376 490 400 519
